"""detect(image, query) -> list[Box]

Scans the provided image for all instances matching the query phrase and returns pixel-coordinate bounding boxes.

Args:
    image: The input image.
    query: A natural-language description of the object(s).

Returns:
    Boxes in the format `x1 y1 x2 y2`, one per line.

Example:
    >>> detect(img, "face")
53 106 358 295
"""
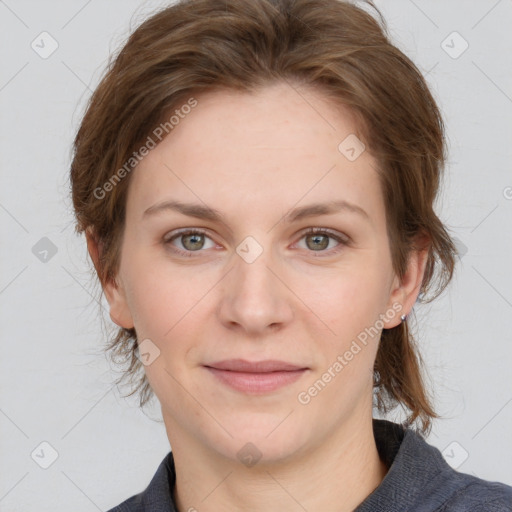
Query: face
101 82 416 464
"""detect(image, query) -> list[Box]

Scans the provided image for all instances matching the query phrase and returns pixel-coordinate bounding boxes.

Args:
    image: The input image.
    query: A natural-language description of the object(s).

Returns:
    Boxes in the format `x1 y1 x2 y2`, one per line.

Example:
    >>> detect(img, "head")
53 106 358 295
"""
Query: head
70 0 457 457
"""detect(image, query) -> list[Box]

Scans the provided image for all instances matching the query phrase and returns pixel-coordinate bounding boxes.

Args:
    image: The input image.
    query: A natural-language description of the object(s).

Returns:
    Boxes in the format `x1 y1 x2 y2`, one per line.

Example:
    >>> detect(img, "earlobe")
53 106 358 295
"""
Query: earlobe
384 243 430 329
86 228 135 329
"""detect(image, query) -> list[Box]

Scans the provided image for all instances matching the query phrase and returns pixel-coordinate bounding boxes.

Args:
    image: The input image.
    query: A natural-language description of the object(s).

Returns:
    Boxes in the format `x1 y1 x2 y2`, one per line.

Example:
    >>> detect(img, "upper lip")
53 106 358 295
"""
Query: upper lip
204 359 307 373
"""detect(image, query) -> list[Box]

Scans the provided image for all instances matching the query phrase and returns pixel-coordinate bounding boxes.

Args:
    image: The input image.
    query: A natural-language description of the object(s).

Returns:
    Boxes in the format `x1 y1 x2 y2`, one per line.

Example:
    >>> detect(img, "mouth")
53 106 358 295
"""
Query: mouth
203 359 309 394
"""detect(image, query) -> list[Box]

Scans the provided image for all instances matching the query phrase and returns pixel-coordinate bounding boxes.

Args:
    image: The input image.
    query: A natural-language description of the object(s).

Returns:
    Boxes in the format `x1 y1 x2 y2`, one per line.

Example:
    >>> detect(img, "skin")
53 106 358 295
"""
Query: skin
87 81 428 511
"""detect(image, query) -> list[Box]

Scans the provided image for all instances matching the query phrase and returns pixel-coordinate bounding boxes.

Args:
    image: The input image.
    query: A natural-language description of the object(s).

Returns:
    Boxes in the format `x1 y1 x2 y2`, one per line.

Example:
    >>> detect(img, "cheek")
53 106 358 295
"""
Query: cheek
302 271 385 402
296 265 389 337
122 251 206 338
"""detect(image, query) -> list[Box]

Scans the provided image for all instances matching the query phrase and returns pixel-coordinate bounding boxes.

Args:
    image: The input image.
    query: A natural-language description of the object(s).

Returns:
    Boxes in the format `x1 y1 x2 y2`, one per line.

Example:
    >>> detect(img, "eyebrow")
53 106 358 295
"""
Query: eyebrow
142 199 370 224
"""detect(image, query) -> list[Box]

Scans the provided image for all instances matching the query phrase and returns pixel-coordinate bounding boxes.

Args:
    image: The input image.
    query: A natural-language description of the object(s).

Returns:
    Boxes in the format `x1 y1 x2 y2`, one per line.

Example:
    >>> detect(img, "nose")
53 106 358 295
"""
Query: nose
217 240 294 336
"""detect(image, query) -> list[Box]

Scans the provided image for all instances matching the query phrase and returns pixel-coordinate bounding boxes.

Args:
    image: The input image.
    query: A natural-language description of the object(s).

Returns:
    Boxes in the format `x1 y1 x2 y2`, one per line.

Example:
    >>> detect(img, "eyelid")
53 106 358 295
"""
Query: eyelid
163 227 217 254
293 227 349 255
298 226 350 243
163 227 211 243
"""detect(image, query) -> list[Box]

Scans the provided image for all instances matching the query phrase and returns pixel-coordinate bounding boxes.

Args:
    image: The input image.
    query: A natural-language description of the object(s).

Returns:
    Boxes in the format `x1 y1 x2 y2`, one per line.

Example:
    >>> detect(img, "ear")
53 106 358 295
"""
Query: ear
383 235 430 329
86 228 134 329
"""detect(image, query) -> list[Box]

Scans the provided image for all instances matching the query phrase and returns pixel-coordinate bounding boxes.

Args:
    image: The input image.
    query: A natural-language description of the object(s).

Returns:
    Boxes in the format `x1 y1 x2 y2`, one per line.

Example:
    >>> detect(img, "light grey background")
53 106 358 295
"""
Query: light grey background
1 0 511 510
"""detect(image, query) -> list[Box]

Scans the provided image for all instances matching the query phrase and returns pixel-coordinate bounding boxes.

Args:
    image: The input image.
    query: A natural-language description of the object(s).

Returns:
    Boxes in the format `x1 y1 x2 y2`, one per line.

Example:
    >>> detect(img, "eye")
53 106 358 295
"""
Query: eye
163 227 349 258
295 227 348 255
163 228 216 256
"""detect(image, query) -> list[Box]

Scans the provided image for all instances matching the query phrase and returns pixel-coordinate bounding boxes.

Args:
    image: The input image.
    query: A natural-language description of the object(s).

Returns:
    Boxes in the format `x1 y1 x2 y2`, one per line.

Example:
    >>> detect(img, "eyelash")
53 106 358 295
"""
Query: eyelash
163 227 349 258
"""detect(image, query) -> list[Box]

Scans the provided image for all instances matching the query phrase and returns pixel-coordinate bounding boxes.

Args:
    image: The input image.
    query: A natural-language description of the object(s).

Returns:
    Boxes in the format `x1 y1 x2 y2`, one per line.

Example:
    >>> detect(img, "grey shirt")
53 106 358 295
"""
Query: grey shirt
107 418 512 511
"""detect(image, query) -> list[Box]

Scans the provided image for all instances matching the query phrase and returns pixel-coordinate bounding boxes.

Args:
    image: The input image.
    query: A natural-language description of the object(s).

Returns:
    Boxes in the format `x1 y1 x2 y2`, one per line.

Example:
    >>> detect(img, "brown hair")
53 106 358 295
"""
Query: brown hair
70 0 457 436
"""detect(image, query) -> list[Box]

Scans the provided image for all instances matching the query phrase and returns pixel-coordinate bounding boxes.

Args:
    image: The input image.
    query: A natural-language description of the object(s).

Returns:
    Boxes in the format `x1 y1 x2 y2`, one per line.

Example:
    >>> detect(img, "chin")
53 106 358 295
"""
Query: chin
211 413 311 465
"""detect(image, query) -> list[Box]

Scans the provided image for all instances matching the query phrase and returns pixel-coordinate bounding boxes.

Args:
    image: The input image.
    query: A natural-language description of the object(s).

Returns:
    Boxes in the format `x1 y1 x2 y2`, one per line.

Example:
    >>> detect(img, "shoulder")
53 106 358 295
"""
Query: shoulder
403 428 512 512
105 451 176 512
402 426 512 512
434 473 512 512
106 493 143 512
359 419 512 512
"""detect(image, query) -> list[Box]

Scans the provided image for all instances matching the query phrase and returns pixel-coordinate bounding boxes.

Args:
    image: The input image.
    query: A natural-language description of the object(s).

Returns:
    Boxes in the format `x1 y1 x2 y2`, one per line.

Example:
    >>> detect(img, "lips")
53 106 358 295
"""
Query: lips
203 359 308 394
205 359 306 373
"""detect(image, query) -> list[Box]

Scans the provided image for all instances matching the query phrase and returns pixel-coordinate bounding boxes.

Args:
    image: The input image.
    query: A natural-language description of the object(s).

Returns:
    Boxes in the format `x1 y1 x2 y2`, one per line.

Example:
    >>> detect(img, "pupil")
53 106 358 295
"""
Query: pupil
308 234 328 250
184 233 203 250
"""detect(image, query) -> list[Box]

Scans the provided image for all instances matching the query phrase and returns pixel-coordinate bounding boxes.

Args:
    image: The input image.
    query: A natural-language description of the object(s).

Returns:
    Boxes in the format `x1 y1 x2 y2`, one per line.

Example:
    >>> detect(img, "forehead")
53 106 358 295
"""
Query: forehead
126 82 383 225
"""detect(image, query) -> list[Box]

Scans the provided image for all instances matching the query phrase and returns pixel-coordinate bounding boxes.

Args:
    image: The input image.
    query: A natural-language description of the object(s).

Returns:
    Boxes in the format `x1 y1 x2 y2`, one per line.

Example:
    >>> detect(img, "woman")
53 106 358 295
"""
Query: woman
70 0 512 510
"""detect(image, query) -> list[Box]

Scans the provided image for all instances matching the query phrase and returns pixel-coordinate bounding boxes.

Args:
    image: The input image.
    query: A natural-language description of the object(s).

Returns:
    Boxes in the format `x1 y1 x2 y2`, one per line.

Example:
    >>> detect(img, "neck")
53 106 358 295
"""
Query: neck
168 413 388 512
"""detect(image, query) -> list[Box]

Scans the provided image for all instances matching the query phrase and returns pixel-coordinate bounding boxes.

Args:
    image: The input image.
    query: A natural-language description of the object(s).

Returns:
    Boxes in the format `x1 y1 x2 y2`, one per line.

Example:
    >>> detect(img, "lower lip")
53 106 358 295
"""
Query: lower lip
205 367 307 394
